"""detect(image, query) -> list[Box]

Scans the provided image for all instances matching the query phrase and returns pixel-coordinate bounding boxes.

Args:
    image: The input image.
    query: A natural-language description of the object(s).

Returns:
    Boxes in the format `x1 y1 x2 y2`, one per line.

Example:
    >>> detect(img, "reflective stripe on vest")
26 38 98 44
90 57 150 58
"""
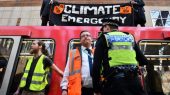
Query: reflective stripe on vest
69 49 81 75
68 48 82 95
104 32 138 67
69 48 95 75
19 55 49 91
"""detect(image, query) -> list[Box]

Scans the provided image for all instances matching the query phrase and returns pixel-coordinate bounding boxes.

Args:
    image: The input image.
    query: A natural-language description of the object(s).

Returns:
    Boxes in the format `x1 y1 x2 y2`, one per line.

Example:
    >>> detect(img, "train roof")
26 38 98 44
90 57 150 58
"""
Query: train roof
0 26 170 41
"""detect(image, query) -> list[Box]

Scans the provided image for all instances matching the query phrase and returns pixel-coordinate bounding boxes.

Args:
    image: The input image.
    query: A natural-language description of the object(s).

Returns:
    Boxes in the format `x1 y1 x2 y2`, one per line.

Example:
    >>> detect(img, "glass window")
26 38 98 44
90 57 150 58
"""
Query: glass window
150 10 170 27
165 18 170 27
150 10 161 19
8 39 55 94
161 11 169 18
67 39 96 59
153 18 163 26
68 39 96 50
139 40 170 94
68 39 81 50
0 38 14 88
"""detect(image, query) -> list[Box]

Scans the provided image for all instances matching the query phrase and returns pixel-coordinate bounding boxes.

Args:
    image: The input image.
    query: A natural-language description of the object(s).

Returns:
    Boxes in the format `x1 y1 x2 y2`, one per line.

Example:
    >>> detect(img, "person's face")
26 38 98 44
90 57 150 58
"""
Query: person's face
30 40 41 54
103 25 111 32
80 32 92 47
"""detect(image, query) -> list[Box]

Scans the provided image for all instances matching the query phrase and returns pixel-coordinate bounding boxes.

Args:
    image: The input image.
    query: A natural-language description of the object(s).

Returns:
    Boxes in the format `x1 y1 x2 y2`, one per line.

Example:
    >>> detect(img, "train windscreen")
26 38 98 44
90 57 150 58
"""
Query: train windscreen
0 38 14 88
139 40 170 95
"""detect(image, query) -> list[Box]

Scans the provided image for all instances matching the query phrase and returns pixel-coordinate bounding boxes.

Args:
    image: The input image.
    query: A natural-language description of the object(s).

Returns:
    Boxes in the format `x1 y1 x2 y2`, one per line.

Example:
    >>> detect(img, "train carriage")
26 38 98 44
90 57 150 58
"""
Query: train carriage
0 26 170 95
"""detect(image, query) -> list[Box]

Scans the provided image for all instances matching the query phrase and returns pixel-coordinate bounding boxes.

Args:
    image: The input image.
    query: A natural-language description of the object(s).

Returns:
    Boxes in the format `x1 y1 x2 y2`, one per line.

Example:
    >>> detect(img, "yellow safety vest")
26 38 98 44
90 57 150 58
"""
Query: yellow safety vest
19 55 49 91
104 31 138 67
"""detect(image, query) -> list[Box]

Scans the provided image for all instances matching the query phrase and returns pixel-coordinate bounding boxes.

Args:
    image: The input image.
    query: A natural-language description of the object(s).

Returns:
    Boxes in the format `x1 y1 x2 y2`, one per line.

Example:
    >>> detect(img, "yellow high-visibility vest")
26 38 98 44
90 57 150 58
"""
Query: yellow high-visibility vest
19 55 49 91
104 31 138 67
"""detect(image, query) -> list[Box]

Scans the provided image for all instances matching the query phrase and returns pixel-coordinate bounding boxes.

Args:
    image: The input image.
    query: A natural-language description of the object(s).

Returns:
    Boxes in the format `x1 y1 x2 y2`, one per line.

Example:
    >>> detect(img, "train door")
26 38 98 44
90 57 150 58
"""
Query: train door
0 36 21 95
5 39 55 95
139 40 170 95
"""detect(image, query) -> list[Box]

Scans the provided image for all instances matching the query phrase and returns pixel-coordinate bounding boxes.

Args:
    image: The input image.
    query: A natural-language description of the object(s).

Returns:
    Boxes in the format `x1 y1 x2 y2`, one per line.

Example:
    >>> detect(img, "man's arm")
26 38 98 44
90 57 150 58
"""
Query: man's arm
44 56 63 76
13 58 29 95
60 55 71 95
134 42 148 66
13 87 20 95
51 64 63 77
93 36 105 94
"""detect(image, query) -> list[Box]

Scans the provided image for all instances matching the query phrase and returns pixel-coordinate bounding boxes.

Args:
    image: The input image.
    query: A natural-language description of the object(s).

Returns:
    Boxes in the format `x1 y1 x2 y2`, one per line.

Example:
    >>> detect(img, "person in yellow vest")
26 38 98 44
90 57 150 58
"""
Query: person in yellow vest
93 19 148 95
13 40 63 95
60 30 94 95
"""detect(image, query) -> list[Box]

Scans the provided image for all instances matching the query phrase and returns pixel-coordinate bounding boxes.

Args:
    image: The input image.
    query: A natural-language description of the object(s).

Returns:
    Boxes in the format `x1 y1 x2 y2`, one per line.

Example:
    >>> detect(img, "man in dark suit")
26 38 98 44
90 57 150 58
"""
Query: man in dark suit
40 0 54 26
131 0 146 27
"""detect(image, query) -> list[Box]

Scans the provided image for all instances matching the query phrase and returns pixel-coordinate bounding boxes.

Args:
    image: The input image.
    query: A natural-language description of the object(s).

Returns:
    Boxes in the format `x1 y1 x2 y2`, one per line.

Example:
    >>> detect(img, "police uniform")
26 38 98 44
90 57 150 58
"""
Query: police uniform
92 19 148 95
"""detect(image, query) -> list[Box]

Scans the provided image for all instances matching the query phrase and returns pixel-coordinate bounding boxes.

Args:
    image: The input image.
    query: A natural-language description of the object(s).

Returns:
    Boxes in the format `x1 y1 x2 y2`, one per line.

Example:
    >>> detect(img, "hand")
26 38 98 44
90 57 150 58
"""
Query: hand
62 90 67 95
130 0 137 4
49 0 53 4
40 16 43 20
13 90 19 95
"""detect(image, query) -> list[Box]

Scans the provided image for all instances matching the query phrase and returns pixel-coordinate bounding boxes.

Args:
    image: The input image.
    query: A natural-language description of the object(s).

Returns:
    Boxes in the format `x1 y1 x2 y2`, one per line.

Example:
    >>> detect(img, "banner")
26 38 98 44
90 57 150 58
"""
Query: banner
50 2 134 26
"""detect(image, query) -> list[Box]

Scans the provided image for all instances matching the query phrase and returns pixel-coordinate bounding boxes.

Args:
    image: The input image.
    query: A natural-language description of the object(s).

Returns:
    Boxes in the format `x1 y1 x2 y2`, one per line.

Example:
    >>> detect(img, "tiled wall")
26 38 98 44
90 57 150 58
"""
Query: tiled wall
0 0 170 7
59 0 170 6
0 7 41 26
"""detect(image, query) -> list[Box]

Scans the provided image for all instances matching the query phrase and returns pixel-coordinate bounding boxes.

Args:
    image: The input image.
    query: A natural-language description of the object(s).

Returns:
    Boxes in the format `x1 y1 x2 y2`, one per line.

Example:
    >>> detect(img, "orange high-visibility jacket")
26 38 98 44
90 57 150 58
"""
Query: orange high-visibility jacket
67 47 94 95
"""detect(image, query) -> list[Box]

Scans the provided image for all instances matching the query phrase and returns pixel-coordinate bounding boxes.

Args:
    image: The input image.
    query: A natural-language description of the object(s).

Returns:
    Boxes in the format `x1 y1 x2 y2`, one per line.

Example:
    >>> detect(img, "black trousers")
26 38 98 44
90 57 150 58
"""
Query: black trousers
102 75 147 95
41 16 54 26
81 87 93 95
134 8 146 27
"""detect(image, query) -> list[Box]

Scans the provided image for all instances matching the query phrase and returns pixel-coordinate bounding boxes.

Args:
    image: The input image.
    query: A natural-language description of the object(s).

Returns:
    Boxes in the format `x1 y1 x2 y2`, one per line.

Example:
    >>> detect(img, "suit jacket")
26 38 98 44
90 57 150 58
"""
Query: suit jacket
40 0 51 17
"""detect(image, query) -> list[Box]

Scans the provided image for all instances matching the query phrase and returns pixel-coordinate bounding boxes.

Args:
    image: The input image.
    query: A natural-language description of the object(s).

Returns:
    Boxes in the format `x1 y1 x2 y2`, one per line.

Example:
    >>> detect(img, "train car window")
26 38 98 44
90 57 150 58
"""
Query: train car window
150 10 170 27
68 39 81 50
139 40 170 95
0 38 14 88
67 39 96 54
8 39 55 95
66 39 96 65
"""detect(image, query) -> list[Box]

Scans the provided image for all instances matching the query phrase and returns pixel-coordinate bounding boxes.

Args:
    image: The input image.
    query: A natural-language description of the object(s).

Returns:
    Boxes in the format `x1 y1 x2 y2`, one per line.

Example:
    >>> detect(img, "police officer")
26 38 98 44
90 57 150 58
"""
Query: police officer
92 19 148 95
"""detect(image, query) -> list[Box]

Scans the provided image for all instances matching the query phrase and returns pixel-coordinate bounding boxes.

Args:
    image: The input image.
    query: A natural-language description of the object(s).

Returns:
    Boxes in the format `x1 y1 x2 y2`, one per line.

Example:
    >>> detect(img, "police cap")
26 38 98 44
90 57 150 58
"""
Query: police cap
101 19 121 27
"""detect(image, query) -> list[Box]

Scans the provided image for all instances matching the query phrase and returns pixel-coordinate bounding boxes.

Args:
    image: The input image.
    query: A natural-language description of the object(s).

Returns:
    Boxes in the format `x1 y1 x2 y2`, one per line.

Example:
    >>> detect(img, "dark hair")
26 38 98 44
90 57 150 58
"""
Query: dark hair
101 19 120 31
108 24 118 30
37 40 49 56
100 24 118 32
80 30 89 39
